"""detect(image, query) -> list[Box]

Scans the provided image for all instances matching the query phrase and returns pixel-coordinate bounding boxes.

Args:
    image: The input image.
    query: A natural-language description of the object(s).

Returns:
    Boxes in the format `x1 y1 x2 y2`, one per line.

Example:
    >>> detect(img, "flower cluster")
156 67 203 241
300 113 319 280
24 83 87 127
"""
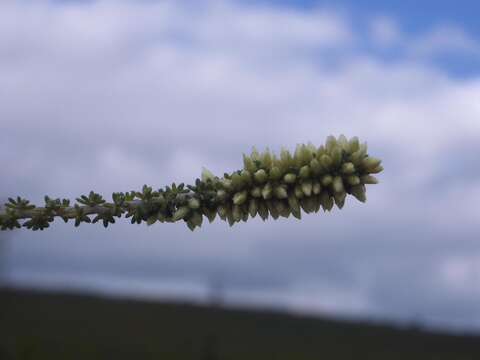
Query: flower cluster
0 135 382 231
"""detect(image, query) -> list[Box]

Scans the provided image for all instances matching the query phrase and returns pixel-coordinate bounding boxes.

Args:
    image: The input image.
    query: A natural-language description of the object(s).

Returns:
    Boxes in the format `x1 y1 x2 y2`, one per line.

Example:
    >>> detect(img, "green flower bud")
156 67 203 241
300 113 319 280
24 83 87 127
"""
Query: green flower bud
232 205 243 222
262 149 273 169
248 198 258 217
325 135 337 152
172 206 190 222
301 180 313 197
188 198 200 209
313 195 321 212
320 191 334 211
312 181 322 195
309 158 322 175
321 174 333 187
341 162 355 174
369 165 384 174
250 186 262 198
231 173 243 189
221 179 233 191
280 147 293 169
274 185 288 199
262 183 273 200
216 189 228 201
337 134 349 152
288 196 301 219
242 208 249 222
294 184 304 199
243 154 256 173
331 147 342 168
299 165 310 179
334 191 346 209
240 170 252 185
348 136 360 153
350 184 367 202
300 197 316 213
276 200 290 218
266 200 280 220
283 173 297 184
346 175 361 186
288 193 301 213
362 157 382 171
269 166 282 181
217 205 229 220
360 175 378 184
201 167 215 183
320 154 332 170
254 169 268 184
332 176 344 193
233 191 248 205
190 211 203 227
203 207 217 223
257 201 269 221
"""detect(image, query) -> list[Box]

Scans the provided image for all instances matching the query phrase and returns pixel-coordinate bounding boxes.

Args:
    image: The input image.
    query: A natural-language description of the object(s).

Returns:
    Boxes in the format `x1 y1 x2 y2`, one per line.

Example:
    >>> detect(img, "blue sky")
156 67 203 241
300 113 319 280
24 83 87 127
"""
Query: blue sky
1 0 480 331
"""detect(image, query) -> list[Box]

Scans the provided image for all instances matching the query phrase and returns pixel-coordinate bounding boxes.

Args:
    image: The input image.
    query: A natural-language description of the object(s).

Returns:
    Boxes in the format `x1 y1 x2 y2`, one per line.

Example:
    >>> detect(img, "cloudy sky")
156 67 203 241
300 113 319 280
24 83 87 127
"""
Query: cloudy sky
1 0 480 331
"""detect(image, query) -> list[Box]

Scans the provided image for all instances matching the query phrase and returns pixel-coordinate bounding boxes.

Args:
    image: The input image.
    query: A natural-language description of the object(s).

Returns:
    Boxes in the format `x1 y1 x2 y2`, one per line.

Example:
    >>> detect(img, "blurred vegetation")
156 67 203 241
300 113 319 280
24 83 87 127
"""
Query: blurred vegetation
0 288 479 360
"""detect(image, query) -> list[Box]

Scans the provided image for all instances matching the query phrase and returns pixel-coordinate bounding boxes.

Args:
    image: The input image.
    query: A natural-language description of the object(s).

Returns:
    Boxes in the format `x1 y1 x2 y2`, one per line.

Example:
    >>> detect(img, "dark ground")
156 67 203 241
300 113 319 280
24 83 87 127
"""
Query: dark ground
0 288 479 359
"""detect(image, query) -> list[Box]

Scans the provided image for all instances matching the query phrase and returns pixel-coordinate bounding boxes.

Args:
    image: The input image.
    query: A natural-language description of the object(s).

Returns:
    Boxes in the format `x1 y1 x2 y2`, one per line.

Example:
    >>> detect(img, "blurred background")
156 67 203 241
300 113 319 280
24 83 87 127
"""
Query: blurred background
1 0 480 358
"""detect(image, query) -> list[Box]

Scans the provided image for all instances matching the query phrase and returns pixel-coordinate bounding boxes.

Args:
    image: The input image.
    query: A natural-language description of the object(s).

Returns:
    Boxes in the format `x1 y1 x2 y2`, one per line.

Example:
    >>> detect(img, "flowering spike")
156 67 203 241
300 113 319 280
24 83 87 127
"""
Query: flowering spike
1 135 382 231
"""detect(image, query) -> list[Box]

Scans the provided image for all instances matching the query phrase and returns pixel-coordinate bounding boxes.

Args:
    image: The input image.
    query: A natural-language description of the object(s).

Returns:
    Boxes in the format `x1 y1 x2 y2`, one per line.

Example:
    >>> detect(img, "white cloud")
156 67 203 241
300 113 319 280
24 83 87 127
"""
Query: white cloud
2 0 480 330
369 15 401 47
409 24 480 57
